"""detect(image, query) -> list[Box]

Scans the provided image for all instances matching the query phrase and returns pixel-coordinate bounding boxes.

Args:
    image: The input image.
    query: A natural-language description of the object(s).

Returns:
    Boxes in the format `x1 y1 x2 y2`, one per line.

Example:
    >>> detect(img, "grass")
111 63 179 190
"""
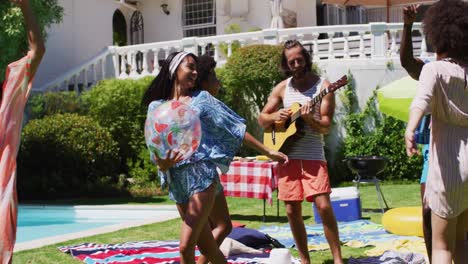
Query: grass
14 182 421 264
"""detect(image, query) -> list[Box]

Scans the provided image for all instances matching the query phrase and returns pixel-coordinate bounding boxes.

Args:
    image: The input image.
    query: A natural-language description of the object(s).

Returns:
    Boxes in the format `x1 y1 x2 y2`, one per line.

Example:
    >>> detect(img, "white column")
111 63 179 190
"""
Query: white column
101 58 107 80
213 41 220 61
83 68 88 89
312 32 319 62
370 23 387 58
129 51 139 78
390 30 397 57
359 31 366 58
226 41 233 57
152 48 161 75
420 30 428 58
327 32 335 60
141 50 150 76
119 53 128 79
343 31 350 59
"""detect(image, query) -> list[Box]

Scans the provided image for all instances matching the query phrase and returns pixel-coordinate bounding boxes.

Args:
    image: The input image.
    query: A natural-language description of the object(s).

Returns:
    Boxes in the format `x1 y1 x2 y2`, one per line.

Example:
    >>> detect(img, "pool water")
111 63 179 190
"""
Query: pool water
17 205 178 243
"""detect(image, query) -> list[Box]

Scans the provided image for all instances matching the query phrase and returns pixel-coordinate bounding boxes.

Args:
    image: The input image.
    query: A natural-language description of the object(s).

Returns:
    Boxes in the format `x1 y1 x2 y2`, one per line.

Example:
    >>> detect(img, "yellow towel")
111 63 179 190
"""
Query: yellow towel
364 238 427 258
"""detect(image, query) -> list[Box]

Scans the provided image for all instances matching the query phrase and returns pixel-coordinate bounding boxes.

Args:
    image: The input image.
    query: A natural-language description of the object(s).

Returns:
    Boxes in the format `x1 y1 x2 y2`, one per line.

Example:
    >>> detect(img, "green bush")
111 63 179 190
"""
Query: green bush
25 91 85 120
217 45 284 155
81 77 151 173
127 147 159 187
17 114 120 199
338 74 423 182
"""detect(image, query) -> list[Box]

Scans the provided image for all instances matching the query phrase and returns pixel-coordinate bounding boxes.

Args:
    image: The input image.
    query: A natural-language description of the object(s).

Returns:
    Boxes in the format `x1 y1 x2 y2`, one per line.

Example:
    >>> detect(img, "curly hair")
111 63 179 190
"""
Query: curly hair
423 0 468 62
196 55 217 89
280 40 312 77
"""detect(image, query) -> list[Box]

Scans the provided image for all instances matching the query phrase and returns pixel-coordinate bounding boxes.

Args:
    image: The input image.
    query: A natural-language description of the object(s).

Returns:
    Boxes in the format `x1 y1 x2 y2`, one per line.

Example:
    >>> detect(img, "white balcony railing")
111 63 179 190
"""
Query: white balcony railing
37 22 431 92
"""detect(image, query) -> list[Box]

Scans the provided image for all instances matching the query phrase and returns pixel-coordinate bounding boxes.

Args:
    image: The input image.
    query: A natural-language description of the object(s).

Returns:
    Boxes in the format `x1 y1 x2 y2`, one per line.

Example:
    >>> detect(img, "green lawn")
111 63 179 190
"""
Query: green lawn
14 182 421 264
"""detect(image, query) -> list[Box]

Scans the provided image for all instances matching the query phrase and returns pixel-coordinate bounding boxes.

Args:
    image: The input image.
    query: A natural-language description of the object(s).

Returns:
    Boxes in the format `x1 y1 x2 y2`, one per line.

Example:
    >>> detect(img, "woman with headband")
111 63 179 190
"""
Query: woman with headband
142 51 288 263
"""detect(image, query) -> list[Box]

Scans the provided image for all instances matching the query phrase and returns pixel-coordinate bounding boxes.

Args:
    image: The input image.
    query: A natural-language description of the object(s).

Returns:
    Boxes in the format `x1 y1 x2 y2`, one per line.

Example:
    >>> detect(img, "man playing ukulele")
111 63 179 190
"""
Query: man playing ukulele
258 40 343 264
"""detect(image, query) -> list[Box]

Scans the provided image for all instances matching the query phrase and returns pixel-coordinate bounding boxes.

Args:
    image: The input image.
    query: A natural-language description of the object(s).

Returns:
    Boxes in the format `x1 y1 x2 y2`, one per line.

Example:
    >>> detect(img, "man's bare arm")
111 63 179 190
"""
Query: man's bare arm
258 81 291 128
400 5 424 80
301 80 335 135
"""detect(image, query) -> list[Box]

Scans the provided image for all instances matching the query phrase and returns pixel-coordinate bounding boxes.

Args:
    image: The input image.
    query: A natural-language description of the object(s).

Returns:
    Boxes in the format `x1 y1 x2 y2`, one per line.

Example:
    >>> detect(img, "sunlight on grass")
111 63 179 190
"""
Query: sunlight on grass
14 183 421 264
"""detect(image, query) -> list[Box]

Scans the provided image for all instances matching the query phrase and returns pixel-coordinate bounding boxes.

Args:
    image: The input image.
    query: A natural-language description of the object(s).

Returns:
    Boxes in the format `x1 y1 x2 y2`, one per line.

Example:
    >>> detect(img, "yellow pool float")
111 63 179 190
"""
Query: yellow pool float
382 207 423 237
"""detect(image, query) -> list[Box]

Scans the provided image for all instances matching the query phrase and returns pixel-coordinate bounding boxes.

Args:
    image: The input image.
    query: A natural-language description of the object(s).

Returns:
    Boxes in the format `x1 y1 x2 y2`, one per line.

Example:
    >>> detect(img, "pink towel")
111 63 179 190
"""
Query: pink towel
0 52 32 264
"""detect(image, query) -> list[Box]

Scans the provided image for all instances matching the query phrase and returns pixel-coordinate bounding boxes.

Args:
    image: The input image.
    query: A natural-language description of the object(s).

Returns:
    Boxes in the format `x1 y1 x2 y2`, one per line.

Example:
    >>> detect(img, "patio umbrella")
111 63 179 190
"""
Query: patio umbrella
270 0 284 28
377 76 418 122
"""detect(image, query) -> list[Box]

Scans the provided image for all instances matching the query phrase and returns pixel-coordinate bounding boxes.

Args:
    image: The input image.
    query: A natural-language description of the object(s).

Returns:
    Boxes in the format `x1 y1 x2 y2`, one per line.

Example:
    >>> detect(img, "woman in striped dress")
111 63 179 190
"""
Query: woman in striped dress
405 0 468 263
0 1 45 263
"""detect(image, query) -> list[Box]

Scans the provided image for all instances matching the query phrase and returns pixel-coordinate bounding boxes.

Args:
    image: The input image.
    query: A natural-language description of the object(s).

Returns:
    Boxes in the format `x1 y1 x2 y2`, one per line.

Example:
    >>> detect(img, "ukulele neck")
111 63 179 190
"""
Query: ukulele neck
290 88 329 123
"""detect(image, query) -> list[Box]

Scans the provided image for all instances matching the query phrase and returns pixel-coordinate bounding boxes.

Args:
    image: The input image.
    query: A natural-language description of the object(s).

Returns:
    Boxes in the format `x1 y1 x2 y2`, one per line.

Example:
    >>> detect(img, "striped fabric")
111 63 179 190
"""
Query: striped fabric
0 52 32 264
58 241 271 264
348 250 426 264
282 77 325 161
410 60 468 218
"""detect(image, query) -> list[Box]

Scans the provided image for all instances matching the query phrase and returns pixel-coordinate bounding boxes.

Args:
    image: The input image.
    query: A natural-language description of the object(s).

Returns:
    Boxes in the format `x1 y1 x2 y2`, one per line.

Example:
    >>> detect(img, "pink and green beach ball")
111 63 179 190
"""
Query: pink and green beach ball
145 101 201 161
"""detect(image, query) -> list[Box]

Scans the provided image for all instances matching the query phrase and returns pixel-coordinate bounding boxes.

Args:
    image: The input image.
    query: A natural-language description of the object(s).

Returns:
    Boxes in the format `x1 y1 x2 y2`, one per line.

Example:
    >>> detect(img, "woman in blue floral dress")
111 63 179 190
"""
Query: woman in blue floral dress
142 51 288 264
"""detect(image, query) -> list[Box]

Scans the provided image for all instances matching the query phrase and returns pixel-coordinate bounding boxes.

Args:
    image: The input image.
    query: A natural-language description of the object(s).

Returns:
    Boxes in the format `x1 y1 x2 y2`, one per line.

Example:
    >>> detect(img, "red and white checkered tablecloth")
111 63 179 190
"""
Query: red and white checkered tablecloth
220 161 278 204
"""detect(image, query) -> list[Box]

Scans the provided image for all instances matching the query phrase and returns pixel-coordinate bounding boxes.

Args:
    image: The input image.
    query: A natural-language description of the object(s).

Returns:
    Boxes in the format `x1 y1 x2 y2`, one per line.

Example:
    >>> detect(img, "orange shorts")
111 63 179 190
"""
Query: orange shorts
277 160 331 202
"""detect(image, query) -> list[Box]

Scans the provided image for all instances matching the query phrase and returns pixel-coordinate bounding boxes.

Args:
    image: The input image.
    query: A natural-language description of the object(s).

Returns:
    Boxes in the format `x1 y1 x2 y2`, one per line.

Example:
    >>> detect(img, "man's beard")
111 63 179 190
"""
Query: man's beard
292 68 307 79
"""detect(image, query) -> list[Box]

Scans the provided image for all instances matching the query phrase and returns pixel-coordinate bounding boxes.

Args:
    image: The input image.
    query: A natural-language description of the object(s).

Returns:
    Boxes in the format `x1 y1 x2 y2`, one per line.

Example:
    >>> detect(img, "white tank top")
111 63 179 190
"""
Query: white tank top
282 76 325 161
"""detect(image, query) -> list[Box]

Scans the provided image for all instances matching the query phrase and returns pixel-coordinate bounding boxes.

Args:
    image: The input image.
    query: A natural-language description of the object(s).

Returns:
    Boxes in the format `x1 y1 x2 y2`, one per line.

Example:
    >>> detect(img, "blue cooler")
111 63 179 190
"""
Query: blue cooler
313 187 361 223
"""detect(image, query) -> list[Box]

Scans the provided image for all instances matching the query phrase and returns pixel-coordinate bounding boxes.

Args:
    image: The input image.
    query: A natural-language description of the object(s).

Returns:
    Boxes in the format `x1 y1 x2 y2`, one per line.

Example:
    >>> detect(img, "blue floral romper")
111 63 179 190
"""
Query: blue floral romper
147 90 246 204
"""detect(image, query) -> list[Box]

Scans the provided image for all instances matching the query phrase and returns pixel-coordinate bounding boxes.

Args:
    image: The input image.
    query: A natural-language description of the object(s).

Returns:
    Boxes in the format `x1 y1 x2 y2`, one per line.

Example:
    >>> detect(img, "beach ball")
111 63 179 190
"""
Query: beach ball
145 100 201 161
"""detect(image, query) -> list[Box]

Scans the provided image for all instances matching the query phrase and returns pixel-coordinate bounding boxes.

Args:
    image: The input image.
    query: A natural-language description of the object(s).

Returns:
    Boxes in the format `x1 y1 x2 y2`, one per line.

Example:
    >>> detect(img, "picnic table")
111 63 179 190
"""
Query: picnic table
220 160 279 221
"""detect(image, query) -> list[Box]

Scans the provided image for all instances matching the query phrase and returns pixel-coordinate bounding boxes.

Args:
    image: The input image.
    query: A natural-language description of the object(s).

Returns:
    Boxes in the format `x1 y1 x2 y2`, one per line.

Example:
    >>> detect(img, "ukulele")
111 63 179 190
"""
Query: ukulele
263 75 348 151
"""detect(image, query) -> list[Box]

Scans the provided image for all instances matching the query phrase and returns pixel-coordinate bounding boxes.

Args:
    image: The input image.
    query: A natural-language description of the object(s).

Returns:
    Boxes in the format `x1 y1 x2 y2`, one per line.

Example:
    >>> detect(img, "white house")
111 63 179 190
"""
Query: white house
35 0 319 89
34 0 436 103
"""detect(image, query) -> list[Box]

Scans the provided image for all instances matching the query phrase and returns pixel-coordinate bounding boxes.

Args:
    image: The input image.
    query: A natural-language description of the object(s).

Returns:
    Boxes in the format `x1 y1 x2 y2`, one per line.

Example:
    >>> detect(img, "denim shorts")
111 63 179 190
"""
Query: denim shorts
168 160 223 204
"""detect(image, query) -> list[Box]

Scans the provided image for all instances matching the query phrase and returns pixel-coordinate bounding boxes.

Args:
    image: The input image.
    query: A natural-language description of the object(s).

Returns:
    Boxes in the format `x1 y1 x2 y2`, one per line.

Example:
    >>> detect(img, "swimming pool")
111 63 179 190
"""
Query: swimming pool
15 204 179 251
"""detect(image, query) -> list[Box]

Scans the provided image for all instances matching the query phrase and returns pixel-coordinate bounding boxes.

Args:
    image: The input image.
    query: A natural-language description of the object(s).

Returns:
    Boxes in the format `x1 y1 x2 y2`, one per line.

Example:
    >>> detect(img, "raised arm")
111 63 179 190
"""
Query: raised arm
400 4 424 80
12 0 45 79
258 81 291 128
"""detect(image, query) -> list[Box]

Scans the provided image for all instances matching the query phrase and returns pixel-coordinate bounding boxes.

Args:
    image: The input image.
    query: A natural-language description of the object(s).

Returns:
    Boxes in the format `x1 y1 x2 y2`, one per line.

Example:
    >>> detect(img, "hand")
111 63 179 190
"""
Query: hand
273 108 292 123
154 149 184 171
300 102 317 123
403 4 419 25
301 103 315 118
404 129 420 157
266 150 289 164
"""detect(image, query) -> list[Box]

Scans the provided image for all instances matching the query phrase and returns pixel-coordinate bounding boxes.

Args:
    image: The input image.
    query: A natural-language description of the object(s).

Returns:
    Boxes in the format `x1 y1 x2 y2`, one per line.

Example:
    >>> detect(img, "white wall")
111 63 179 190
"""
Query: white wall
35 0 118 88
296 0 317 27
140 0 183 42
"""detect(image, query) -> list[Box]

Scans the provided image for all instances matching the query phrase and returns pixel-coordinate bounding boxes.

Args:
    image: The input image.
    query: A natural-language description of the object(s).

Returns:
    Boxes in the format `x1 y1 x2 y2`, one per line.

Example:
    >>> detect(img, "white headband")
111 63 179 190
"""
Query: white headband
169 51 190 79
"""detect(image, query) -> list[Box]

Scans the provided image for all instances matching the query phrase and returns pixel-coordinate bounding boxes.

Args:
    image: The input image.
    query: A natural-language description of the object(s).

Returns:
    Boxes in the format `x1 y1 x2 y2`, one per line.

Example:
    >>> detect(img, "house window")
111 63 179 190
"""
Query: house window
323 4 367 25
324 5 346 25
183 0 216 37
130 11 144 45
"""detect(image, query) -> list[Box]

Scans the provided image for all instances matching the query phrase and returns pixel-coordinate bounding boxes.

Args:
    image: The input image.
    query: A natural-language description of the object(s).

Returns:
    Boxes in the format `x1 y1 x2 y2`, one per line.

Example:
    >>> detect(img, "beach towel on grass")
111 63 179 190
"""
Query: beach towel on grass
348 250 426 264
259 220 423 252
59 241 271 264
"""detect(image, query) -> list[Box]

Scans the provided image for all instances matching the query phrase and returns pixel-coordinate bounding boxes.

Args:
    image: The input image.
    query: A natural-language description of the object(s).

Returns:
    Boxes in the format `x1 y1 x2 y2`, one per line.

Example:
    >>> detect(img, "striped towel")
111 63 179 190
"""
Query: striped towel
59 241 271 264
259 220 423 251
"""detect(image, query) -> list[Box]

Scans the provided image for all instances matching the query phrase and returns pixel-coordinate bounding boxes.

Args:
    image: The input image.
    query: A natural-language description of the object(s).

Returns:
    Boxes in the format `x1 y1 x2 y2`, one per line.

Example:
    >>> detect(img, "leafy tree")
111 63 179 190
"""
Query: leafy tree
217 45 284 151
0 0 63 79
